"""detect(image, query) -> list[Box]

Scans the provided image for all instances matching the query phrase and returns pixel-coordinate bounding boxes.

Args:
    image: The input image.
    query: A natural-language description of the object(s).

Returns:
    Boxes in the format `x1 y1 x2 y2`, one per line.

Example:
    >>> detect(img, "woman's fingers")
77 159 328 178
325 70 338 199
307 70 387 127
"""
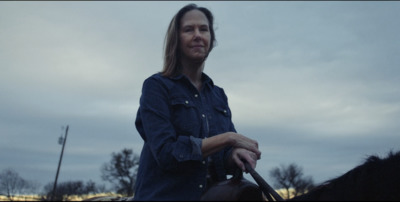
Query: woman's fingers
232 151 245 171
231 133 261 158
232 148 259 172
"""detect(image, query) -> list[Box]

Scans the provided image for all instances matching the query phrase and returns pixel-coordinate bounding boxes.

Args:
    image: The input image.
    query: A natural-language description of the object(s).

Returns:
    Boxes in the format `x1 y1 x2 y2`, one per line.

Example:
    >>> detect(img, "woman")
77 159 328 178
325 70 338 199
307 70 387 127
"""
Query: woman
133 4 261 201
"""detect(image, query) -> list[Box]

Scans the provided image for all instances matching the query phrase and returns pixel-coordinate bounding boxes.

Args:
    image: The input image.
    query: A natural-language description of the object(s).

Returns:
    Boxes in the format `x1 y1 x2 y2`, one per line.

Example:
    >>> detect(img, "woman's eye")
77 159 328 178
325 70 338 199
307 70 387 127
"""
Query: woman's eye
183 27 193 32
200 26 209 32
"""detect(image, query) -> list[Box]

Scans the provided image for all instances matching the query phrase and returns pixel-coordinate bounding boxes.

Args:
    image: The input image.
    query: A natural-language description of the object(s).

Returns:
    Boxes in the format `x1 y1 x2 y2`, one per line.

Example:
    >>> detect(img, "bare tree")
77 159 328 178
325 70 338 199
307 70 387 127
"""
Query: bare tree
101 148 139 196
269 163 315 199
0 168 37 201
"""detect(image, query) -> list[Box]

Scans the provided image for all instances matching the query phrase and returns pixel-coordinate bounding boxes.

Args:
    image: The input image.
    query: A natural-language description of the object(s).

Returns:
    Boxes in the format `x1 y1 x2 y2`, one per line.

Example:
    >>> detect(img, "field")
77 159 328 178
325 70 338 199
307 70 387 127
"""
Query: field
0 193 124 201
0 189 290 201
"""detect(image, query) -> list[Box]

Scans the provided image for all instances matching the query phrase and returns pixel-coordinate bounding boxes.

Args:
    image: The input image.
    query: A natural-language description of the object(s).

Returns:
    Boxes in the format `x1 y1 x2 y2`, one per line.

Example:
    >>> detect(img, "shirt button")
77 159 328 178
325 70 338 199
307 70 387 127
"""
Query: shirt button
202 161 205 164
194 94 198 98
223 110 227 113
199 184 203 188
202 114 205 118
185 100 189 104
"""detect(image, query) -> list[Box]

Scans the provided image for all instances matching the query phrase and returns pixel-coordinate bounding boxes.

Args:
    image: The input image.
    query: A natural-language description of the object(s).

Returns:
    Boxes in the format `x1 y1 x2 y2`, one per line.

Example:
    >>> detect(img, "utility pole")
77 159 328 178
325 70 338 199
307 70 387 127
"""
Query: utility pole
51 125 69 201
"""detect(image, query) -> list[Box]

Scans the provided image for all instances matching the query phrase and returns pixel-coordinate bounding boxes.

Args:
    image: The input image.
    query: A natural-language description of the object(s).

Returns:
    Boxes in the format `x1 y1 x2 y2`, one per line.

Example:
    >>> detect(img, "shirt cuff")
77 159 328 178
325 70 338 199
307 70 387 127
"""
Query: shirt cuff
189 136 203 158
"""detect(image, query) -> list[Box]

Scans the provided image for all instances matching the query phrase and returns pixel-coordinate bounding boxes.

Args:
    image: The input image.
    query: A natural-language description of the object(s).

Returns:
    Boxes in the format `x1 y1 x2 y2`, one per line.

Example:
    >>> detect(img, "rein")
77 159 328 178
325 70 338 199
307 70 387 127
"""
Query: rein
244 161 284 201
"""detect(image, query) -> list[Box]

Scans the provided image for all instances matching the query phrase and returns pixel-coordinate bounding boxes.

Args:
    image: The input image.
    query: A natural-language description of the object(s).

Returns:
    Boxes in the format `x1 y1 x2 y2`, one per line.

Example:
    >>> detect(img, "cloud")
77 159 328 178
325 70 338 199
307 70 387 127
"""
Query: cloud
1 1 400 188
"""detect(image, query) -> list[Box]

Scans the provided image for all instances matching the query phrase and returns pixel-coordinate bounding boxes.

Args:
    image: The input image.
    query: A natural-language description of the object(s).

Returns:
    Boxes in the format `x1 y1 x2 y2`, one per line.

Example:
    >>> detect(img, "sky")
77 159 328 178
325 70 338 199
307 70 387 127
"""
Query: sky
1 1 400 193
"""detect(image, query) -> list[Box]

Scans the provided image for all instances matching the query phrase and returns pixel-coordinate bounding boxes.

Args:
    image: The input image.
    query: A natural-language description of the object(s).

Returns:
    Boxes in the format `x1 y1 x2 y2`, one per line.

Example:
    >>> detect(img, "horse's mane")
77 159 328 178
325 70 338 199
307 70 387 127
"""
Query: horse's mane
290 150 400 201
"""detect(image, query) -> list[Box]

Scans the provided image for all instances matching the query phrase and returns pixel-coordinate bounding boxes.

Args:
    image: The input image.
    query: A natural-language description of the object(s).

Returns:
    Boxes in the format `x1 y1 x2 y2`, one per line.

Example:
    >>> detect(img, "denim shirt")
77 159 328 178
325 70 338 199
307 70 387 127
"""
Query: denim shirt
133 72 237 201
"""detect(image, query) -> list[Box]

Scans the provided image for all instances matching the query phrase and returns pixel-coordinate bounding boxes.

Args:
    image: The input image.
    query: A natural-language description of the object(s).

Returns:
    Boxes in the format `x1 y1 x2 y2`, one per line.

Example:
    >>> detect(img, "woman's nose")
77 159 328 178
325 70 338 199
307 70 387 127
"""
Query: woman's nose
193 29 201 39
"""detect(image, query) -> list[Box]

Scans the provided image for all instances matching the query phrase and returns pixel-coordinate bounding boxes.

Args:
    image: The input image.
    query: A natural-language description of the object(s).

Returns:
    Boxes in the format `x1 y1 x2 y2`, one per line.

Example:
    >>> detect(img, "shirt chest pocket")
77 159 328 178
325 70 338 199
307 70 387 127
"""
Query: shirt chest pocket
170 97 201 136
211 104 232 133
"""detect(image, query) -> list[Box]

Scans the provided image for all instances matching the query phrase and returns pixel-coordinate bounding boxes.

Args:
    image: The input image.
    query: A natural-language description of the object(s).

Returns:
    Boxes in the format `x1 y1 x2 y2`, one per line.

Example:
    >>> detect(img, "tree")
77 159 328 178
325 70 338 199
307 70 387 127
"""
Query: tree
0 168 37 201
42 180 105 201
269 163 315 199
101 148 139 196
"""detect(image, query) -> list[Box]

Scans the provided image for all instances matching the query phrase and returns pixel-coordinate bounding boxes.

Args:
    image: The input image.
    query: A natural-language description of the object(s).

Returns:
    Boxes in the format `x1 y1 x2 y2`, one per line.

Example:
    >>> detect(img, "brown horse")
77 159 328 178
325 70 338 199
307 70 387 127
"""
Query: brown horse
203 151 400 201
289 151 400 201
85 151 400 201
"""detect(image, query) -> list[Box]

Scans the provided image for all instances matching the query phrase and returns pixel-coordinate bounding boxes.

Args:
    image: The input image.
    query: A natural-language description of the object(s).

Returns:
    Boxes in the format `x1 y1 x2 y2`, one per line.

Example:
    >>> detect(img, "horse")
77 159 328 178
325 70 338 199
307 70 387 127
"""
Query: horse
203 150 400 201
288 151 400 201
85 151 400 201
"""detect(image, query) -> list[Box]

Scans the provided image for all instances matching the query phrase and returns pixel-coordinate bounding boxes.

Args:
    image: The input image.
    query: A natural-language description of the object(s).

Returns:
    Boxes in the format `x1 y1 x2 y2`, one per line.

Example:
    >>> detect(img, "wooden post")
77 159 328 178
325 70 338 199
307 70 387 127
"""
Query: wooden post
51 125 69 200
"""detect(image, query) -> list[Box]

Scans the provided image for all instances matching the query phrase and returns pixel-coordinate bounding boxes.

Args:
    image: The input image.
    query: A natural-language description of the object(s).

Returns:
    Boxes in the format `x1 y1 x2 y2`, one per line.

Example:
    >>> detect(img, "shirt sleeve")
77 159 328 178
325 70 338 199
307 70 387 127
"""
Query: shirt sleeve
190 136 203 157
217 87 238 173
137 76 203 171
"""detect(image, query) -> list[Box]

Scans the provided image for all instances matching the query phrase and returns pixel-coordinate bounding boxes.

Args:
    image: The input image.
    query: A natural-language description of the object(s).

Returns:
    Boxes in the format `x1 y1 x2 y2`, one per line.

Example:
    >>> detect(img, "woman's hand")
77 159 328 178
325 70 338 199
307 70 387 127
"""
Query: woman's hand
201 132 261 159
230 147 259 172
226 132 261 159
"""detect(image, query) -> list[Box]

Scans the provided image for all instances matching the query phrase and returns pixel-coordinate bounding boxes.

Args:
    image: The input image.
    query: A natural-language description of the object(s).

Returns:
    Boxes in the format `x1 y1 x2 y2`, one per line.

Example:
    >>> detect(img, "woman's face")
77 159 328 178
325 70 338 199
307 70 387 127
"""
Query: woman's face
179 9 211 62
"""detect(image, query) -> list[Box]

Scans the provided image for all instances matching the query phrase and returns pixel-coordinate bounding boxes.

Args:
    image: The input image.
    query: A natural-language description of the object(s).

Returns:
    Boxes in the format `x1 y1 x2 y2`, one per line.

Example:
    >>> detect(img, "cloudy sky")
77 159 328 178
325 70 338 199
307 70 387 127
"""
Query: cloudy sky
1 1 400 192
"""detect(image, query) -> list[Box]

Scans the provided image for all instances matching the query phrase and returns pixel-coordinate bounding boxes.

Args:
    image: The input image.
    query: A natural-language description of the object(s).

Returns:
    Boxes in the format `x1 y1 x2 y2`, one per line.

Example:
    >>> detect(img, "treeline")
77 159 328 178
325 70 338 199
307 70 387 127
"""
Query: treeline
1 148 315 201
41 180 107 201
0 148 138 201
0 169 109 201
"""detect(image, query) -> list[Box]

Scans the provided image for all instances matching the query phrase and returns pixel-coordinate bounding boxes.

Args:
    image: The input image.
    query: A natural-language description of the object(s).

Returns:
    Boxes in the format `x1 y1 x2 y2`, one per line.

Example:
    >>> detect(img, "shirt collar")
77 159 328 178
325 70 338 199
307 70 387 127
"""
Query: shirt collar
171 72 214 88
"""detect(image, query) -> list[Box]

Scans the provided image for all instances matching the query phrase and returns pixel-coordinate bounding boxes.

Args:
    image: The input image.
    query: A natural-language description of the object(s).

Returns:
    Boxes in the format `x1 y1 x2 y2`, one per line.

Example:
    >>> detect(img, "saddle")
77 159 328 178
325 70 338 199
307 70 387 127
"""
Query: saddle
200 169 264 201
201 161 284 201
